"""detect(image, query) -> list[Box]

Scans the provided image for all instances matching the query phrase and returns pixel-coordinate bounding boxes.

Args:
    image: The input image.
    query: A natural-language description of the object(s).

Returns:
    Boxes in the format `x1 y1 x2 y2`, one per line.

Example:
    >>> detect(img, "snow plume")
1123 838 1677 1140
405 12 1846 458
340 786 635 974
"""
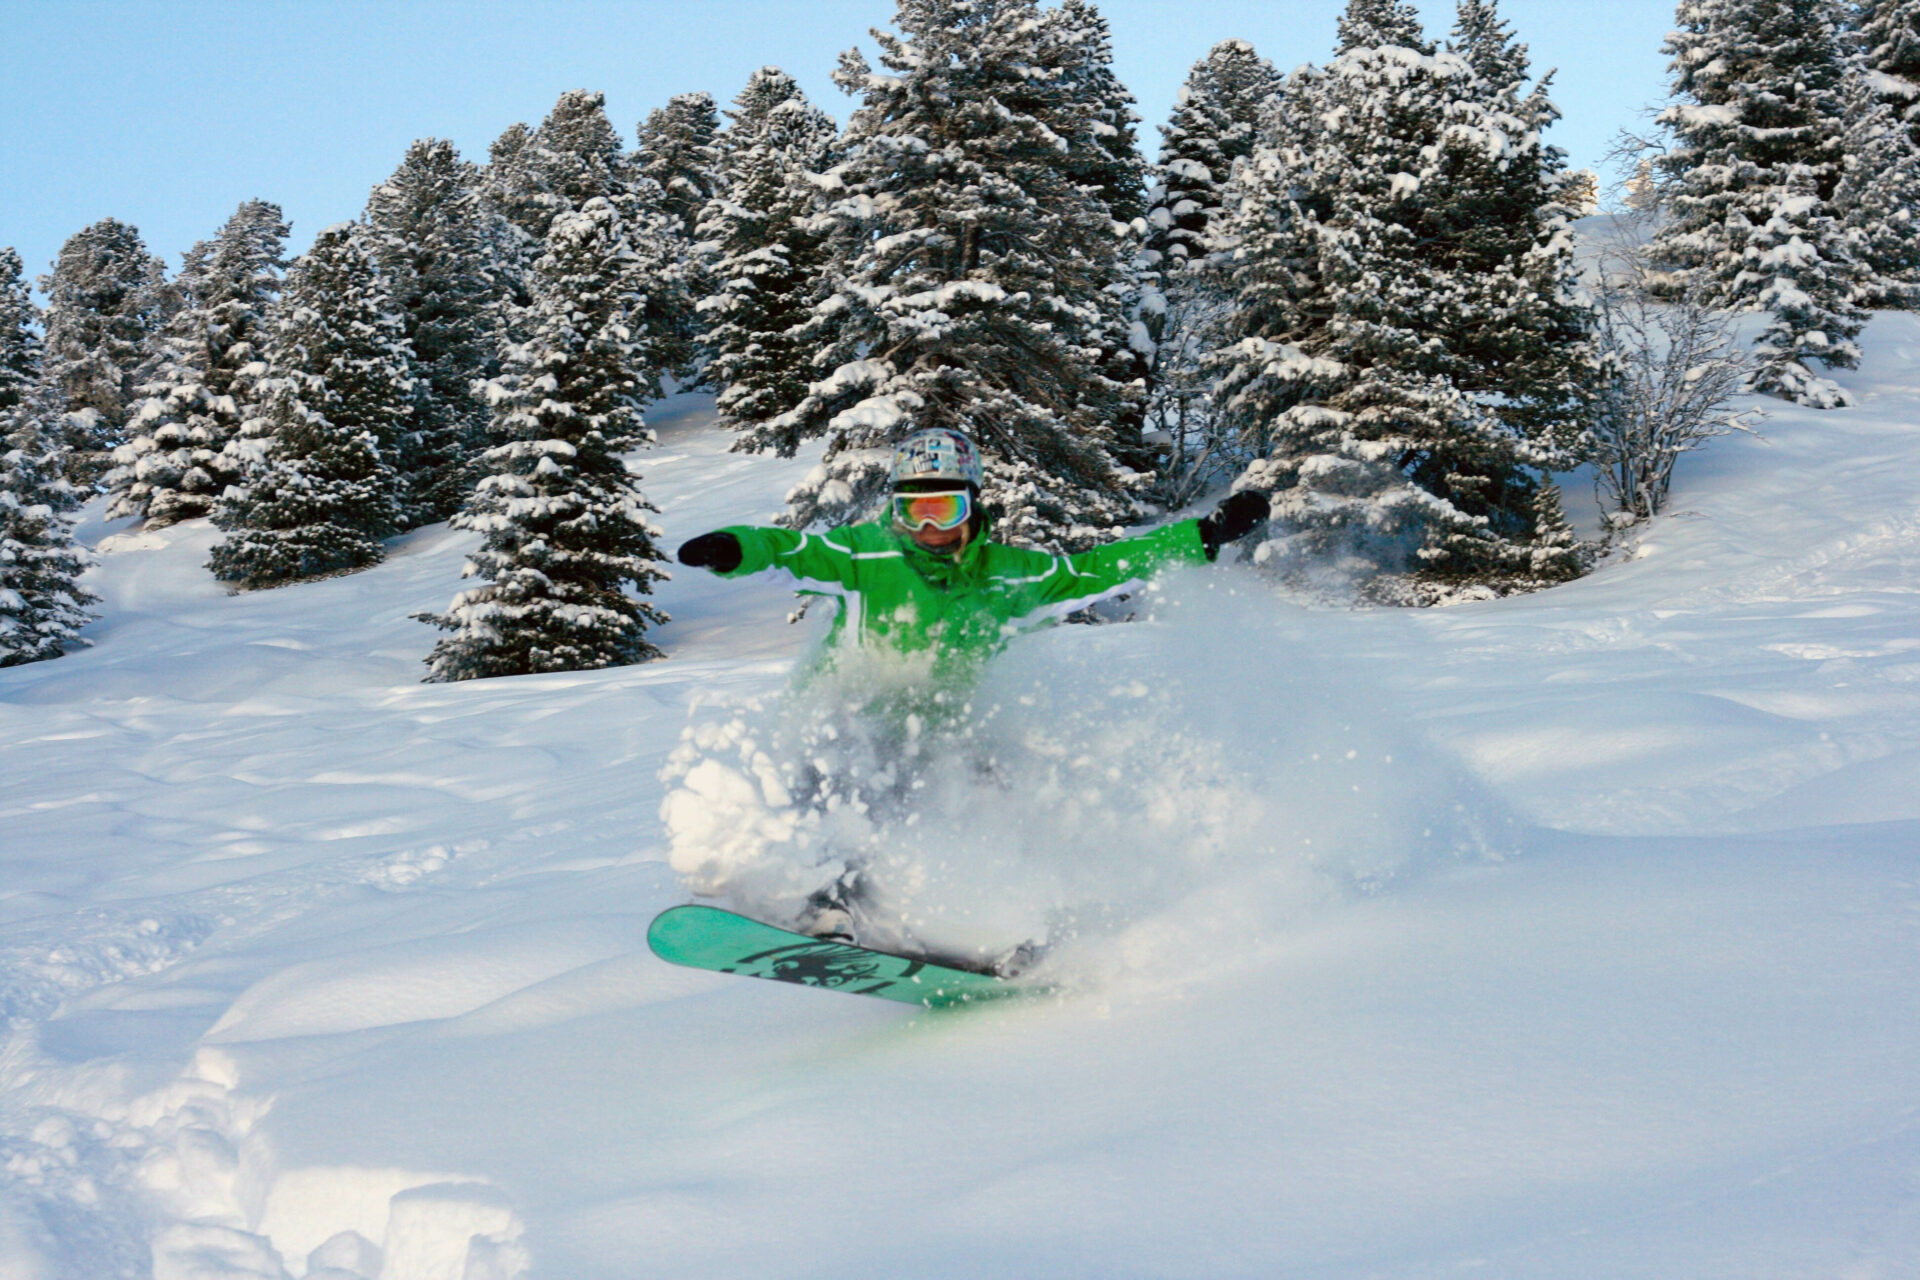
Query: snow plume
1233 437 1439 604
661 570 1511 984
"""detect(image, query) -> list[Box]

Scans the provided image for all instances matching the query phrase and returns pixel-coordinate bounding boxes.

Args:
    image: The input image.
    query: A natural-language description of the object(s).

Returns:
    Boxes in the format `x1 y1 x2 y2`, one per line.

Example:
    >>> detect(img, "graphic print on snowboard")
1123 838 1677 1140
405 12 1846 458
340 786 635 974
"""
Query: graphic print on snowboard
736 938 915 991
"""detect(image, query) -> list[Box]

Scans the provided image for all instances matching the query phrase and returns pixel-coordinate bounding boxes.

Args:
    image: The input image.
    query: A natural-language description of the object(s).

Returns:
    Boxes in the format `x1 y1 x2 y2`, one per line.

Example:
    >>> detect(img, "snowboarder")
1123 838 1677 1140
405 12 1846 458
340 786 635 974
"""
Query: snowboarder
674 428 1267 947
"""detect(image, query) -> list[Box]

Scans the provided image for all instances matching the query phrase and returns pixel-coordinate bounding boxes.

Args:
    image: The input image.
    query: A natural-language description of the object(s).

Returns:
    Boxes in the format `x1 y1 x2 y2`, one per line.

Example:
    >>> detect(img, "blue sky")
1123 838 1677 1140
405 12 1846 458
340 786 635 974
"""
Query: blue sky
3 0 1676 288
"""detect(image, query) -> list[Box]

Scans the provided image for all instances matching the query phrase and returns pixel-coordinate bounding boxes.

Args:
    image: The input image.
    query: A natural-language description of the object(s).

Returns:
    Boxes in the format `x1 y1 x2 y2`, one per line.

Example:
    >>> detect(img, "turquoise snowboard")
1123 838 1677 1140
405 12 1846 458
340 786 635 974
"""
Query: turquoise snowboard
647 904 1024 1009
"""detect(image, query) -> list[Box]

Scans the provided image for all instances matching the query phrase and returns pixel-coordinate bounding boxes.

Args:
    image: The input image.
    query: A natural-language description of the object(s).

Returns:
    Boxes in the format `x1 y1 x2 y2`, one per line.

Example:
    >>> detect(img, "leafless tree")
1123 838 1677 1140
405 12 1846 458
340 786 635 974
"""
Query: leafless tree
1141 279 1244 509
1587 222 1764 523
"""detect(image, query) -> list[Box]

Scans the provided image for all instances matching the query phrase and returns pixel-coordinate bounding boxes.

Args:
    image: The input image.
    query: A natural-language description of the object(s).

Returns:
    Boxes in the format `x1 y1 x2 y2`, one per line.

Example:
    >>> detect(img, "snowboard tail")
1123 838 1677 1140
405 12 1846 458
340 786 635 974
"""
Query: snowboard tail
647 904 1023 1008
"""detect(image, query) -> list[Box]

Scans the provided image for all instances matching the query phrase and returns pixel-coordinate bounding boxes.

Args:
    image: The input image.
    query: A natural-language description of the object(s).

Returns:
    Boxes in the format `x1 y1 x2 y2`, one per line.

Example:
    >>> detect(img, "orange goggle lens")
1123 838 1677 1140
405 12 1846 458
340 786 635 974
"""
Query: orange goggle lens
892 490 971 531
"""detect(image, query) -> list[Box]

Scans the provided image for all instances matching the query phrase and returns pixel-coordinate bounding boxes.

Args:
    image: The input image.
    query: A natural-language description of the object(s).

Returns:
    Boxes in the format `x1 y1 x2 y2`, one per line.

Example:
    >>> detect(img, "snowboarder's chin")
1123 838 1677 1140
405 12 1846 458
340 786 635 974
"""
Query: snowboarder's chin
910 523 968 553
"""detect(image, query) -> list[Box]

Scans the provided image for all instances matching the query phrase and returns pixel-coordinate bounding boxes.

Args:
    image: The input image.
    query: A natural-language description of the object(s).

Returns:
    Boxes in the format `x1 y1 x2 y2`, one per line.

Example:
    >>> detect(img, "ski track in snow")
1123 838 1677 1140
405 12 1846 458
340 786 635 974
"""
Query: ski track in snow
2 324 1920 1280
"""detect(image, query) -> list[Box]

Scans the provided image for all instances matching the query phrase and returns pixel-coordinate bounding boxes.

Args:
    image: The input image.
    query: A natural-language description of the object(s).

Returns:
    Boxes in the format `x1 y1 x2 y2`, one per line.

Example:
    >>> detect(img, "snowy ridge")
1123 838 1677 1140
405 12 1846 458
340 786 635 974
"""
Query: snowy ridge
5 337 1920 1276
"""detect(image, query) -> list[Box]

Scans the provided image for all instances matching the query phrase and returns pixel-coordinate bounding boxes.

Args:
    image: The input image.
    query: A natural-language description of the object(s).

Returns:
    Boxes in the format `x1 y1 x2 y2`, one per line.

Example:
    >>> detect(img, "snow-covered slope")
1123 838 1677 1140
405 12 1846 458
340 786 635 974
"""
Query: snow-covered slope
5 321 1920 1278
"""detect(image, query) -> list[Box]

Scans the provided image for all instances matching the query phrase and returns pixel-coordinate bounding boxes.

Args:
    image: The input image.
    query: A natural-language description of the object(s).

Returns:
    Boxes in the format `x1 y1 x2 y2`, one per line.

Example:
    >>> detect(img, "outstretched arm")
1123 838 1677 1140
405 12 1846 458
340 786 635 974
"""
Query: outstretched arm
1054 520 1208 598
675 525 861 588
1023 491 1269 613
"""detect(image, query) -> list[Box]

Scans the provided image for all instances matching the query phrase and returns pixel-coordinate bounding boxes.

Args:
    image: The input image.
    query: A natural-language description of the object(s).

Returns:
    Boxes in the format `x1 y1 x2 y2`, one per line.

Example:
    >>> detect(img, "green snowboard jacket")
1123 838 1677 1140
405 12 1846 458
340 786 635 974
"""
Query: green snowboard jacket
716 516 1211 686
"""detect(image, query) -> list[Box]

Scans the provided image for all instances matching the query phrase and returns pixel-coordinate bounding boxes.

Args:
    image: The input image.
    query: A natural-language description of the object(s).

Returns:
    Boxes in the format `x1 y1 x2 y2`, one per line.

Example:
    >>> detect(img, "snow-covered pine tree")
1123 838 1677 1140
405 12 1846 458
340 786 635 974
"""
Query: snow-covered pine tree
419 198 668 680
0 251 34 419
1437 0 1597 465
1138 39 1282 503
481 121 539 239
1624 158 1660 211
1052 0 1149 226
1656 0 1854 280
1835 55 1920 310
487 93 627 244
208 225 411 589
1742 165 1866 407
364 138 509 523
637 92 725 383
1560 168 1600 216
106 201 290 525
495 91 691 381
1215 0 1438 434
1857 0 1920 147
0 419 94 666
699 67 839 452
637 92 725 242
1448 0 1527 87
1208 71 1327 462
1214 0 1582 597
37 219 168 487
1146 40 1281 277
478 121 541 309
1045 0 1155 474
1337 0 1429 52
772 0 1144 550
1653 0 1866 406
0 248 95 665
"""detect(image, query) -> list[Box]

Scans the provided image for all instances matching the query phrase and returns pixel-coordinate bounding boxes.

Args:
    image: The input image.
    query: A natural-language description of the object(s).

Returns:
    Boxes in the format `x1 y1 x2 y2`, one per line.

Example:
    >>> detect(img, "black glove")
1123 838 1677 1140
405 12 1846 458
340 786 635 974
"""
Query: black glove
1197 491 1268 561
677 531 743 573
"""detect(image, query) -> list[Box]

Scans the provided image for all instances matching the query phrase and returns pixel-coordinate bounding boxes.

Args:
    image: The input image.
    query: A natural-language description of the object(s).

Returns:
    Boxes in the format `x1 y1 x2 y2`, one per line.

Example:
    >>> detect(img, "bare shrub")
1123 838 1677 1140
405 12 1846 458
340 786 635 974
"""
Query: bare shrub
1587 223 1764 523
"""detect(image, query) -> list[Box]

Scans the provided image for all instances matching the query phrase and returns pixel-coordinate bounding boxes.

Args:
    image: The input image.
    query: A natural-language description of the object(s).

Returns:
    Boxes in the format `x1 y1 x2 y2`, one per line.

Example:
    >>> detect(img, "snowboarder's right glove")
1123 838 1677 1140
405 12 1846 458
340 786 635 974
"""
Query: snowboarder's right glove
1197 491 1268 561
678 531 743 573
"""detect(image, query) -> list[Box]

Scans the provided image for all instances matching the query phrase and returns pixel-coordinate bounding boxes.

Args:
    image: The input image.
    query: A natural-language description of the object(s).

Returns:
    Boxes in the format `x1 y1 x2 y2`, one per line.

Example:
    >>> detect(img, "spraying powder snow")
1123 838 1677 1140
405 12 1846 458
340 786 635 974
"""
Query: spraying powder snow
661 567 1515 980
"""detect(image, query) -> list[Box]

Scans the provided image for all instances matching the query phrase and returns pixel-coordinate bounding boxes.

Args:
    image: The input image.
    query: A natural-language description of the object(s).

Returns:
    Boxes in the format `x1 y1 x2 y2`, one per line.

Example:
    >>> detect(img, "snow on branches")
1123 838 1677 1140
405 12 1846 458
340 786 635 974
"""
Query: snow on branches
106 201 289 526
771 0 1146 550
363 138 513 525
208 225 411 589
1652 0 1876 407
419 198 669 681
0 248 95 665
1136 39 1282 507
698 67 839 453
1213 0 1593 599
37 219 169 487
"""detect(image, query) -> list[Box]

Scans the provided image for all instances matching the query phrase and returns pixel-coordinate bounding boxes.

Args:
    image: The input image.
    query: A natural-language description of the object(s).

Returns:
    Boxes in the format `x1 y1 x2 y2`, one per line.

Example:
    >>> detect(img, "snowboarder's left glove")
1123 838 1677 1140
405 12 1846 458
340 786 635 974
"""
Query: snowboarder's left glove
678 531 743 573
1198 491 1268 560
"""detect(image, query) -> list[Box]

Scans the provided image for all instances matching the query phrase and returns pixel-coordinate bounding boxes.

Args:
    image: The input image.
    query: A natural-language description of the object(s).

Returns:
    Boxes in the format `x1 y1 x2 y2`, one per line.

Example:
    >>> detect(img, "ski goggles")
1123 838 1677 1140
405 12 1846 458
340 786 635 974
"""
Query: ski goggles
891 488 972 531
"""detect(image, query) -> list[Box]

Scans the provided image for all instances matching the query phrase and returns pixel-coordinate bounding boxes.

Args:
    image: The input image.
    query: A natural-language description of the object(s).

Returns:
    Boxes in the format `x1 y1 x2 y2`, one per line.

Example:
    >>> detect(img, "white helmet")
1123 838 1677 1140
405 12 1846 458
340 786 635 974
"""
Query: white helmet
890 428 983 489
